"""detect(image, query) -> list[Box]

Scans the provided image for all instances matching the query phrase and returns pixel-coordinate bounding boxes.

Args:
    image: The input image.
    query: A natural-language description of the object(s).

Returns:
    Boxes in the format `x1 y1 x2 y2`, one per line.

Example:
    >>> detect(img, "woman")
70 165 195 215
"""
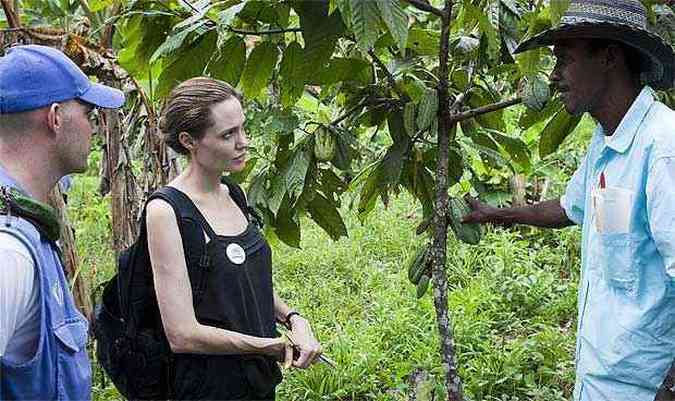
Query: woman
146 77 321 400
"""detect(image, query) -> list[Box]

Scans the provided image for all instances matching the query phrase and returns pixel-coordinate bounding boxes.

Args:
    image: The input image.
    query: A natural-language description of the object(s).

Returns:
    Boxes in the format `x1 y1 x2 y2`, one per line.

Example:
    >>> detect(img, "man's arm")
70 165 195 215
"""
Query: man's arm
462 197 575 229
0 235 37 361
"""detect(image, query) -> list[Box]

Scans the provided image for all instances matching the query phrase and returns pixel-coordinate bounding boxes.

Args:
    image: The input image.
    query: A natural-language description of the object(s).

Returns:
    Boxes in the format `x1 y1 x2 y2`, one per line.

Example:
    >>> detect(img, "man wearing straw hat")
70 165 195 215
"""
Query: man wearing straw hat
463 0 675 400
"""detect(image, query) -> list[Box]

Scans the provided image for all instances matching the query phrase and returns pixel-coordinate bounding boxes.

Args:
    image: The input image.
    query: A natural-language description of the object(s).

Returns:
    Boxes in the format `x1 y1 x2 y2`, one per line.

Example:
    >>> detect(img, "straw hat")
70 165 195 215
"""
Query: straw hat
514 0 675 89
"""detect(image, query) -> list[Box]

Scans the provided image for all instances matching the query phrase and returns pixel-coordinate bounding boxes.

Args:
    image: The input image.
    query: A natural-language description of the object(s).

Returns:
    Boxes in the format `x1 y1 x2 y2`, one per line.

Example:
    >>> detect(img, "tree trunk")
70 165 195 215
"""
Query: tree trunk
431 1 463 400
103 104 140 252
48 186 93 321
408 368 435 401
510 174 527 207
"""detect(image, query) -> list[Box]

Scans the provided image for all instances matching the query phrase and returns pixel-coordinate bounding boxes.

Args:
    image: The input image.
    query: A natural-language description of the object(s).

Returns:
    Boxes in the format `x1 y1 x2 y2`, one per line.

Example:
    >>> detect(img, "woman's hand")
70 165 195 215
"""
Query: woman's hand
288 316 322 369
272 336 295 369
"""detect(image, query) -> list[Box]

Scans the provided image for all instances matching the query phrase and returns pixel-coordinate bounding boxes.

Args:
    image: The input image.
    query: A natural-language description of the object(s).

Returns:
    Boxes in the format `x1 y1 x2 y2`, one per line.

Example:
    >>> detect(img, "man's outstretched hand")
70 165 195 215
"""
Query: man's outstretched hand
461 196 498 225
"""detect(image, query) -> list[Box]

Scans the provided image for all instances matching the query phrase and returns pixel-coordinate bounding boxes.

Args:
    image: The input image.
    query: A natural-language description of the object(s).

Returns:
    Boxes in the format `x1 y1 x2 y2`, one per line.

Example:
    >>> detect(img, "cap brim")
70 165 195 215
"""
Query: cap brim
79 82 125 109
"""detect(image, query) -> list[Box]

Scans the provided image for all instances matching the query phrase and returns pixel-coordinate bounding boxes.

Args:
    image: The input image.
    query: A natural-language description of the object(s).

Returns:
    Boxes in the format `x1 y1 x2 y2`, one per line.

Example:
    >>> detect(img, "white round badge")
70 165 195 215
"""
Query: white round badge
226 243 246 265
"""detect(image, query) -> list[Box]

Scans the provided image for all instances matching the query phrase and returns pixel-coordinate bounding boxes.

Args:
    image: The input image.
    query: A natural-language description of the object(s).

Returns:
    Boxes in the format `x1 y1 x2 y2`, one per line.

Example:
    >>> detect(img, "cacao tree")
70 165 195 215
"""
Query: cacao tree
5 1 675 400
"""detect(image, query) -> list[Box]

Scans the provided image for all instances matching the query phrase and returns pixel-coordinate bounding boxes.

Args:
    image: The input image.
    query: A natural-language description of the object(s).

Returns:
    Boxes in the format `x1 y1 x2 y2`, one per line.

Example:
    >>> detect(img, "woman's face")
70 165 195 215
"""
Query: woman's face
192 97 249 173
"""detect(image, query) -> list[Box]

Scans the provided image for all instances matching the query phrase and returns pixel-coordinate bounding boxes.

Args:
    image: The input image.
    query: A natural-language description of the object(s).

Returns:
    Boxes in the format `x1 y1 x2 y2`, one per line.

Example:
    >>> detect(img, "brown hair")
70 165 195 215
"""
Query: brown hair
159 77 242 155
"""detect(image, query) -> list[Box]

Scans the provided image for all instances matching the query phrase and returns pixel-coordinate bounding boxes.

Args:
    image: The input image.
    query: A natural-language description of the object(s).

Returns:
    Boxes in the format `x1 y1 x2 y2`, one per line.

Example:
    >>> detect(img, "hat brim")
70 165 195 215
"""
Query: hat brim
78 82 125 109
514 22 675 90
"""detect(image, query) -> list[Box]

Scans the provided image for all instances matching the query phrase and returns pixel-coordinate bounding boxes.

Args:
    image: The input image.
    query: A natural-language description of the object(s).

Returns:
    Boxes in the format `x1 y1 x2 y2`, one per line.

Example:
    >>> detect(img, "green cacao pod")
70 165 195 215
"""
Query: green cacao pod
314 127 336 162
416 274 431 298
407 246 429 284
448 197 482 245
0 187 60 241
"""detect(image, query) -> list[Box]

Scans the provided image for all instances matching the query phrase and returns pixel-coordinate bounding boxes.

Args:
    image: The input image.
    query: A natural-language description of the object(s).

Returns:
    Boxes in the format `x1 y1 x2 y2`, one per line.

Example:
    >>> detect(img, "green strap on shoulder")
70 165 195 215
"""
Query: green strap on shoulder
0 186 61 242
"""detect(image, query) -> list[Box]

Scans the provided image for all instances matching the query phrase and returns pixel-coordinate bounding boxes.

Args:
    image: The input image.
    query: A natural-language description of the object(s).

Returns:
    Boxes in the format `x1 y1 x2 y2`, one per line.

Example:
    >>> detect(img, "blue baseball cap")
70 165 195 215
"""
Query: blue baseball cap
0 45 125 113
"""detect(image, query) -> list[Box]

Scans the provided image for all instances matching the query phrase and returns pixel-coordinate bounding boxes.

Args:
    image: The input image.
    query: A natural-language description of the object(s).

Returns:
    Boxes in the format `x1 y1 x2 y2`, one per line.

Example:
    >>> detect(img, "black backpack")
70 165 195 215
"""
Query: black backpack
94 180 259 400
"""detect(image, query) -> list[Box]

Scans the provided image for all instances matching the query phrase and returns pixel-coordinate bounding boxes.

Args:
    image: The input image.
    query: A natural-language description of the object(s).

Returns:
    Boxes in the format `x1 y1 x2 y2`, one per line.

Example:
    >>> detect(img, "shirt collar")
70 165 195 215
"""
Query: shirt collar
604 86 655 154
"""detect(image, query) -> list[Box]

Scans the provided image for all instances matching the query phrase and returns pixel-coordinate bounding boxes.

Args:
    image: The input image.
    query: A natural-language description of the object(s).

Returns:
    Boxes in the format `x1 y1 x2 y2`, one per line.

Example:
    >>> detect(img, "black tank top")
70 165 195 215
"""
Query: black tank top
162 183 282 400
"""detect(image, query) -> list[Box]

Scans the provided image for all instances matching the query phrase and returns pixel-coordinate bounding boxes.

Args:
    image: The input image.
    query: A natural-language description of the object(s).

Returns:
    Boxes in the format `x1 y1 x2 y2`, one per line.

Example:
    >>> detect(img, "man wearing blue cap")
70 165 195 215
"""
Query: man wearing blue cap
0 45 124 400
463 1 675 400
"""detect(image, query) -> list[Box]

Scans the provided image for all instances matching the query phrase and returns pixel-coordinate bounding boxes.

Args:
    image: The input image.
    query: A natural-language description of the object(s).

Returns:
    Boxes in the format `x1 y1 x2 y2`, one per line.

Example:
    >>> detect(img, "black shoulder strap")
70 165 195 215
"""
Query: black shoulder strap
221 176 263 228
124 187 213 336
152 186 218 240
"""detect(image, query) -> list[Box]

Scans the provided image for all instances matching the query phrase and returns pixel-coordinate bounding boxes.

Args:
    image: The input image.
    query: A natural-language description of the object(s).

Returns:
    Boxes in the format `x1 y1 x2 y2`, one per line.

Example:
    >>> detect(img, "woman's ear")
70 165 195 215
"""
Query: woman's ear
178 131 195 152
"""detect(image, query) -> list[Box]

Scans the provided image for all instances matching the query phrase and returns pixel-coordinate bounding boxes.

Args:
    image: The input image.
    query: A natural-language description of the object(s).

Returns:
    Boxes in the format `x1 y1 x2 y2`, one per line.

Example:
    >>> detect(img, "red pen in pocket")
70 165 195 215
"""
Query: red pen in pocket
599 171 606 190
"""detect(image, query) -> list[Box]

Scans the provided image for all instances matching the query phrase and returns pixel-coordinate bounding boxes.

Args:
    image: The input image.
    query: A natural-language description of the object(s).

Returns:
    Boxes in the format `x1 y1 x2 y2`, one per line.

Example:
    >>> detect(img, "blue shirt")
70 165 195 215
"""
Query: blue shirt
0 167 91 400
562 87 675 401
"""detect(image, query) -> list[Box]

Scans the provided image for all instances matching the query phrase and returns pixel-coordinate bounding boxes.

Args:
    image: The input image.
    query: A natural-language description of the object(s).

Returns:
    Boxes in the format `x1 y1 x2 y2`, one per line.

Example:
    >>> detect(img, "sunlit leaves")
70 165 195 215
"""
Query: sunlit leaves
207 35 246 87
417 90 438 131
549 0 571 26
376 0 409 55
521 74 551 111
539 106 582 158
279 41 305 108
240 41 279 100
155 31 217 98
351 0 380 52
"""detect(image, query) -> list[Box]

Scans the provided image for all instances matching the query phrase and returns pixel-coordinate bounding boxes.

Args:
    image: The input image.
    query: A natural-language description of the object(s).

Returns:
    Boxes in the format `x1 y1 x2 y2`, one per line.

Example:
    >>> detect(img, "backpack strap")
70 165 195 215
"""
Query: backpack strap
221 176 264 229
123 187 213 337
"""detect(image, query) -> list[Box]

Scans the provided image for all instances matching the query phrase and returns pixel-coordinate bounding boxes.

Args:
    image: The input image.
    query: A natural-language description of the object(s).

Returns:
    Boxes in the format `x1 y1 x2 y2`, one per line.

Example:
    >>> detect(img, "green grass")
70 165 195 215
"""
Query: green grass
73 172 581 400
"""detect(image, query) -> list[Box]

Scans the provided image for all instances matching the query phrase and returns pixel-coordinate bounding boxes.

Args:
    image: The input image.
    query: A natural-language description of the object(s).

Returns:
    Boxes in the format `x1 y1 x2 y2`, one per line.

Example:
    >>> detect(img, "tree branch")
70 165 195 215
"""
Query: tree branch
1 0 21 28
331 98 369 127
76 0 97 26
403 0 445 17
450 97 522 124
228 27 302 36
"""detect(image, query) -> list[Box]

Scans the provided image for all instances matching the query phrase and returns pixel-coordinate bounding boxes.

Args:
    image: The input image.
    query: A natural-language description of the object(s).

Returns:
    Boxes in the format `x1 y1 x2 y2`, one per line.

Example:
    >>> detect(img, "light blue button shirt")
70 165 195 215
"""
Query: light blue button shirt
562 86 675 401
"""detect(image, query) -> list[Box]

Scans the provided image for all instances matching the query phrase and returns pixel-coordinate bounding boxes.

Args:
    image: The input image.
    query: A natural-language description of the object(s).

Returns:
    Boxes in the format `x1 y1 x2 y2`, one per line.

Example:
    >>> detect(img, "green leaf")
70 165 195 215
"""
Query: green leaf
206 35 246 86
307 193 348 241
293 1 346 75
309 57 372 85
268 173 286 216
279 41 305 107
486 129 531 170
332 129 356 170
407 28 440 55
539 107 582 158
522 74 551 111
519 97 562 130
468 87 506 131
350 0 381 52
117 14 174 78
240 41 279 100
454 36 480 54
404 102 417 136
275 199 301 248
417 89 438 131
151 21 209 63
284 148 311 201
376 0 409 55
550 0 571 26
247 170 269 212
218 2 246 26
89 0 114 13
155 31 218 99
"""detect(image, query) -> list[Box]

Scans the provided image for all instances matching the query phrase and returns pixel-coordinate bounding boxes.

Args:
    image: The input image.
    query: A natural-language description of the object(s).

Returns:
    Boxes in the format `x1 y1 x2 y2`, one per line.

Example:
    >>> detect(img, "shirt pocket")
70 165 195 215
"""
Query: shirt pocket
53 318 91 400
598 233 642 298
